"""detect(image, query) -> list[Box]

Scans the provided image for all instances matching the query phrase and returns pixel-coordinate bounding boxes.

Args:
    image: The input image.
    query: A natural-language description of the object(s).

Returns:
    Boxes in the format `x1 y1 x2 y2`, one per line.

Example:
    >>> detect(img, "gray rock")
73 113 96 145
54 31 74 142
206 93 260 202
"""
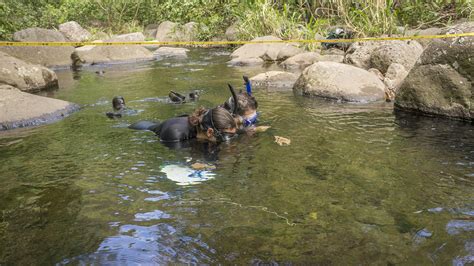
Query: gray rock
250 71 299 92
230 36 301 63
395 22 473 121
228 57 264 66
0 46 74 69
155 21 178 41
13 27 66 42
345 41 385 69
0 85 79 130
293 61 386 102
72 40 155 66
281 52 321 69
0 51 58 92
370 40 423 74
319 54 344 63
154 21 198 42
58 21 91 42
321 48 345 56
231 36 281 59
368 68 384 81
384 63 408 92
406 27 443 47
225 23 238 41
154 47 189 58
107 32 145 42
0 27 75 68
274 44 304 61
144 24 159 39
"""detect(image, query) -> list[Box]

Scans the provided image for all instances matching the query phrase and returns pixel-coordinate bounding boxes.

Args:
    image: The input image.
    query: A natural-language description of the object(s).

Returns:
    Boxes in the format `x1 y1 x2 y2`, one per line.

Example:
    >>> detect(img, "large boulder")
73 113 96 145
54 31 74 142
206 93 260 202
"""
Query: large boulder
144 24 159 39
370 40 423 74
281 52 321 69
395 22 473 121
344 41 381 69
384 63 408 92
72 33 155 66
154 47 189 58
229 36 302 65
225 23 238 41
0 51 57 92
406 27 443 47
107 32 145 42
58 21 91 42
293 61 386 102
154 21 198 42
0 85 79 130
13 27 66 42
250 71 299 92
0 27 74 68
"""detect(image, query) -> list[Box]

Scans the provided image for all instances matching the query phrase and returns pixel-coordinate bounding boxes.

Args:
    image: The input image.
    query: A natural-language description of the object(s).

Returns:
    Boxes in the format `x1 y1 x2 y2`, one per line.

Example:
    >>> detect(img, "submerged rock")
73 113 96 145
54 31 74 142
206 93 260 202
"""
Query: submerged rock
58 21 91 42
293 61 386 102
0 51 58 92
0 85 78 130
154 47 189 58
250 71 299 92
395 22 473 121
0 27 74 68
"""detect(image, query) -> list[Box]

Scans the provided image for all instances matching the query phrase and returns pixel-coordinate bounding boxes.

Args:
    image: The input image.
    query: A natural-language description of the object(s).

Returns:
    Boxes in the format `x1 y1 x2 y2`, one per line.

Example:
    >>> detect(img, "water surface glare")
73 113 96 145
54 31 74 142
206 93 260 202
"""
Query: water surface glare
0 49 473 265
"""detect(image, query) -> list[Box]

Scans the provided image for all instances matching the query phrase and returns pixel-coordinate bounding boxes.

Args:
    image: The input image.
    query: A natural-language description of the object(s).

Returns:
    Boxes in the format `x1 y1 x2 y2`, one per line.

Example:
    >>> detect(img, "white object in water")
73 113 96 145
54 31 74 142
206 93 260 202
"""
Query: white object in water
161 164 215 186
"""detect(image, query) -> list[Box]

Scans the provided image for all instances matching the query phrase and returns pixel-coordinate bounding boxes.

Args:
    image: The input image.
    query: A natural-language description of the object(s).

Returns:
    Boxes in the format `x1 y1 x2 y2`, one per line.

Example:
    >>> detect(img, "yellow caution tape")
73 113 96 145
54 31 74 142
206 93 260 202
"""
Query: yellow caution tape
0 32 472 46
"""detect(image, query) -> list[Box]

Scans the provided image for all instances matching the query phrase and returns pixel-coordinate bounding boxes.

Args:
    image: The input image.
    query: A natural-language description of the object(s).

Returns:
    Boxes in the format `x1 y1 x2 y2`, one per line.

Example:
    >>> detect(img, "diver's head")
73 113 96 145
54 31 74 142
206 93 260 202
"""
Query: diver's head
112 96 126 111
224 93 258 115
190 107 237 142
224 92 258 128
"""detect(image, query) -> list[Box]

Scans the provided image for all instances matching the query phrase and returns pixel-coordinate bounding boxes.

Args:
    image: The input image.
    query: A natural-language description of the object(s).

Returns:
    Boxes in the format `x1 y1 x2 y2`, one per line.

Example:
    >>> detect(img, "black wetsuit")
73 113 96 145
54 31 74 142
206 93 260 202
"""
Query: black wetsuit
129 117 197 143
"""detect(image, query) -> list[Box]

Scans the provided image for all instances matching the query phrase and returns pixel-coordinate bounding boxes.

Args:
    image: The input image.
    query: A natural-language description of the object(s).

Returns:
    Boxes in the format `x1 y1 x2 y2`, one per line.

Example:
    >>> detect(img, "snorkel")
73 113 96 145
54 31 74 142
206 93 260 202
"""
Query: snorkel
243 75 252 95
227 84 239 115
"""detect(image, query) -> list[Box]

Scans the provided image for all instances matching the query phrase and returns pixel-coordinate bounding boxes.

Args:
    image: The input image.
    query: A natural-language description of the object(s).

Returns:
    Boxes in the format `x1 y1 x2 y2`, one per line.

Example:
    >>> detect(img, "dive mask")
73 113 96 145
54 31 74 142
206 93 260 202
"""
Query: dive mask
200 109 237 142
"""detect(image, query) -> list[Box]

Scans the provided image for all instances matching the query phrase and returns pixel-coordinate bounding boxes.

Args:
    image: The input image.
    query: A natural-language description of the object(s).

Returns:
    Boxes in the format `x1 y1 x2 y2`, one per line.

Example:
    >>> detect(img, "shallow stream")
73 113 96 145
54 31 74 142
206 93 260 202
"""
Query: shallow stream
0 49 473 264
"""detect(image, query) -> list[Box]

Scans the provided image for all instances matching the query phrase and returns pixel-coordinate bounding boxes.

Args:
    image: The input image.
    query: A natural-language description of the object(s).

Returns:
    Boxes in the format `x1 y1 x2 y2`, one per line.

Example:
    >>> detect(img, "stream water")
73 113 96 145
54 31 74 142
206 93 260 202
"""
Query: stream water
0 49 473 265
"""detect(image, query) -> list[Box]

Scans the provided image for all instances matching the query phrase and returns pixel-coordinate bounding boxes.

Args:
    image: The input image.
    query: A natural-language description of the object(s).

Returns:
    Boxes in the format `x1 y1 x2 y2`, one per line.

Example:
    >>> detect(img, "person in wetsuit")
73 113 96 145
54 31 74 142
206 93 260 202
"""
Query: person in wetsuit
223 76 259 130
106 96 126 118
129 106 237 143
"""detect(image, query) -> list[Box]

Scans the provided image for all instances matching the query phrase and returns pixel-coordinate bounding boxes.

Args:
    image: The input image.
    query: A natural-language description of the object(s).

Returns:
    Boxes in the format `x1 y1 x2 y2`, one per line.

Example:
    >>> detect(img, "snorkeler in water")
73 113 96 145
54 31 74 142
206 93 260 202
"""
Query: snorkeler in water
222 76 259 131
129 106 237 143
168 90 200 104
106 96 126 119
105 96 141 118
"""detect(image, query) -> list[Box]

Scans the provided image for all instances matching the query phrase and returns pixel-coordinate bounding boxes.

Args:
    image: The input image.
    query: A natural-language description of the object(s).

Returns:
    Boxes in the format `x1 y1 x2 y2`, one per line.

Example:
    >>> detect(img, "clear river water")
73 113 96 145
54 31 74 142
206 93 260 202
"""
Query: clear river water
0 49 473 265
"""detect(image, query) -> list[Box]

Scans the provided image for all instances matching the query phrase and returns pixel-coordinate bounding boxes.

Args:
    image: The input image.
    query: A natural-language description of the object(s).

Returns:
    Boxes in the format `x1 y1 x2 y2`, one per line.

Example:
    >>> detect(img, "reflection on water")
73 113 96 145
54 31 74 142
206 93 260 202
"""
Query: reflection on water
0 49 473 265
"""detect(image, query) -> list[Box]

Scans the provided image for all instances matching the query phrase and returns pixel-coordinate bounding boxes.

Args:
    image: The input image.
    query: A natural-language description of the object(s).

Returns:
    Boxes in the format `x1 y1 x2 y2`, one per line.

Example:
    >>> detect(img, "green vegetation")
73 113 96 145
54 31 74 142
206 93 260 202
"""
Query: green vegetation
0 0 472 40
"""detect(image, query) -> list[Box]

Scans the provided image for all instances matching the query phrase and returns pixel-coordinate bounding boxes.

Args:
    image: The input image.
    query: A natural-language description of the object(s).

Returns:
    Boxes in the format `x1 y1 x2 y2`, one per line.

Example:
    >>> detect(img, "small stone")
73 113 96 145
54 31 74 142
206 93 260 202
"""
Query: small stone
275 136 291 146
